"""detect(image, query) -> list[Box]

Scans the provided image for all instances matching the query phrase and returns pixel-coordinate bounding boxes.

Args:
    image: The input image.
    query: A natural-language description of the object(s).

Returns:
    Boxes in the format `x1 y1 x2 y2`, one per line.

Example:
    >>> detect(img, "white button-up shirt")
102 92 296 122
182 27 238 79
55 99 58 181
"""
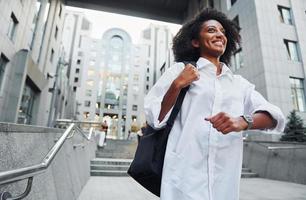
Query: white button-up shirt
144 57 285 200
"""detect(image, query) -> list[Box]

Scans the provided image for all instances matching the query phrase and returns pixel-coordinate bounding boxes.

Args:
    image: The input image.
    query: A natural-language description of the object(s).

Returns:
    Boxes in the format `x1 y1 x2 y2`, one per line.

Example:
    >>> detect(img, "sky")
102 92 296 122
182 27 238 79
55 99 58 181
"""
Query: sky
67 6 182 44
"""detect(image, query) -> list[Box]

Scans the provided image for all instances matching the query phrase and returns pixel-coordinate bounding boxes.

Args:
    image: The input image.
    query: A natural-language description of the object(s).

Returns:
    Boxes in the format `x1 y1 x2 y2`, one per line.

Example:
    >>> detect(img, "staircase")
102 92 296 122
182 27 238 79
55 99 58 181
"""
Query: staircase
90 139 259 178
241 166 259 178
90 139 137 176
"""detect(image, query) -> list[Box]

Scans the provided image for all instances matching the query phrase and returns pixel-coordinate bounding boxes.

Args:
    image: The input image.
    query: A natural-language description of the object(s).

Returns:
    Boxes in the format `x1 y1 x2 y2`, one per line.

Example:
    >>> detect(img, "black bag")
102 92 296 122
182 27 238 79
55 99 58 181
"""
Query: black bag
127 61 195 197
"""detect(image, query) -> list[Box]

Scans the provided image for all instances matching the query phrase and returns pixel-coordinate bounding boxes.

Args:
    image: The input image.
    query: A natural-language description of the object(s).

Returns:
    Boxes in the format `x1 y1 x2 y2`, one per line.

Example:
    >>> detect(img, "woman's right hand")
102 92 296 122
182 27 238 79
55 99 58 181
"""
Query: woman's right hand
174 64 200 89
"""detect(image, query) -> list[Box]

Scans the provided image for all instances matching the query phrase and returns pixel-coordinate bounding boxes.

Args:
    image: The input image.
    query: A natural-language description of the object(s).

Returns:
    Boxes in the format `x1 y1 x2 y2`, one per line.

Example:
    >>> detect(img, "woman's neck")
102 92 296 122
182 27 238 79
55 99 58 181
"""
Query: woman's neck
202 55 222 75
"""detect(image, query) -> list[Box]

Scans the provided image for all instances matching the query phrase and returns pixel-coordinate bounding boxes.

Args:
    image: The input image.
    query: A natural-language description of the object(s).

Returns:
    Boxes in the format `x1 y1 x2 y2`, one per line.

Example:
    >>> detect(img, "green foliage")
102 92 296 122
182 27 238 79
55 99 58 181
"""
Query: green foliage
281 110 306 142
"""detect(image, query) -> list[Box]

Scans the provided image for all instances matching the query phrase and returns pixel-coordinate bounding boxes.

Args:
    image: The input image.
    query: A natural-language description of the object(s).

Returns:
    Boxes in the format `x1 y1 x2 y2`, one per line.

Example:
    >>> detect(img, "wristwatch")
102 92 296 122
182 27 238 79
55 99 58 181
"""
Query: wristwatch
241 115 253 130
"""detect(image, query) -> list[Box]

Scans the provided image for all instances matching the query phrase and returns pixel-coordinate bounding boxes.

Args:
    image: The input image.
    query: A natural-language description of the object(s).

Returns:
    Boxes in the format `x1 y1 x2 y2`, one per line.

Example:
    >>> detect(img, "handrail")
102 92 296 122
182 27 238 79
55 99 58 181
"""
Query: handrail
0 123 94 200
244 140 306 150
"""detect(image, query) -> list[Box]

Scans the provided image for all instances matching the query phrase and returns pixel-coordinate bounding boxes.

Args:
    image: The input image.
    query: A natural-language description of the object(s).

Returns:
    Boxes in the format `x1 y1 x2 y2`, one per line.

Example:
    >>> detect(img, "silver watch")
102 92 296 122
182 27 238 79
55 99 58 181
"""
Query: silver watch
241 115 253 130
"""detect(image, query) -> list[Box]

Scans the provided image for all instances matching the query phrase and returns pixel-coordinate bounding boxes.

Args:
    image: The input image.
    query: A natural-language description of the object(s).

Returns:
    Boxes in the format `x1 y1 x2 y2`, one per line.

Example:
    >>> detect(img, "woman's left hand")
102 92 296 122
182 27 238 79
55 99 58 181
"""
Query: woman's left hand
205 112 248 134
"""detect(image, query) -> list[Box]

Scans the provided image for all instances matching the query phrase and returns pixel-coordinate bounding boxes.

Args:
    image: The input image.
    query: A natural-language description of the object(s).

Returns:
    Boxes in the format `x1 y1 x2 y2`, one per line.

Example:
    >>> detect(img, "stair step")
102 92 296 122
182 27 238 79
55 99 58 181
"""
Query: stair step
95 152 134 159
90 164 130 171
241 172 259 178
90 170 128 176
242 168 252 173
91 158 132 165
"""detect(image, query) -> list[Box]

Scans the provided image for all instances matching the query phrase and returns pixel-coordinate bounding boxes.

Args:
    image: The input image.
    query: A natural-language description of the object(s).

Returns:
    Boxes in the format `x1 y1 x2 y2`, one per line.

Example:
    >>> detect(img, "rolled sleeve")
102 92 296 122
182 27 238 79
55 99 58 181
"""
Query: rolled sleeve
144 63 184 130
243 82 286 132
144 95 174 129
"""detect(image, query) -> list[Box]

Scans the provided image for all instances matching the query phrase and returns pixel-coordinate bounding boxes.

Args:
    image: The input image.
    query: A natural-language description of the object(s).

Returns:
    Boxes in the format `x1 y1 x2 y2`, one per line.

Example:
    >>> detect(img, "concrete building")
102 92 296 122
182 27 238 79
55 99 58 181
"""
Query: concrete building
141 24 174 94
61 10 93 121
95 28 145 139
0 0 69 126
207 0 306 120
75 36 101 123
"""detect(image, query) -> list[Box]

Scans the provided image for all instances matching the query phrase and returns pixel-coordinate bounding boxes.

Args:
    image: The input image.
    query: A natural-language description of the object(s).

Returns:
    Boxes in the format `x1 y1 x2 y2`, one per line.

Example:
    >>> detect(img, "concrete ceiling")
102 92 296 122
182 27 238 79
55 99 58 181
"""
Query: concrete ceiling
63 0 190 24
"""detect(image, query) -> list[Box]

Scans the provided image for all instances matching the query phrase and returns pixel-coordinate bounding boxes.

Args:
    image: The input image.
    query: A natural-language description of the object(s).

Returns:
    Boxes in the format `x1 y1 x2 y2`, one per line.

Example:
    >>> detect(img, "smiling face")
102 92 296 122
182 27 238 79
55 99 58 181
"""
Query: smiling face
192 19 227 59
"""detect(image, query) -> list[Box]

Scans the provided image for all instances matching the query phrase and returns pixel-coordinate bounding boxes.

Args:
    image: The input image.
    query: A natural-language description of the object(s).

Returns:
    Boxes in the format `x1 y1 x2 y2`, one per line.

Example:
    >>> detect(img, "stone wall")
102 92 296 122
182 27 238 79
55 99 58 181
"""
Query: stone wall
0 123 97 200
243 131 306 185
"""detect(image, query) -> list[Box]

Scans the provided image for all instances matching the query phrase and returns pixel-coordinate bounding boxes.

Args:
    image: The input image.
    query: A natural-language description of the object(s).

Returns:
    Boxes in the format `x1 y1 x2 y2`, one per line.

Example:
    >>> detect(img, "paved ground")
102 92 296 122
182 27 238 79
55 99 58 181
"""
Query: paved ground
78 177 306 200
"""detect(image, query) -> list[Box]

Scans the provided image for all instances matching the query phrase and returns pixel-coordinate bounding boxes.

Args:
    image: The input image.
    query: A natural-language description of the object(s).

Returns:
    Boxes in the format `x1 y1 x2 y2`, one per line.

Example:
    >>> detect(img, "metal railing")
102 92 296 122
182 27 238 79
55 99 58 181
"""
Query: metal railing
244 140 306 151
0 123 94 200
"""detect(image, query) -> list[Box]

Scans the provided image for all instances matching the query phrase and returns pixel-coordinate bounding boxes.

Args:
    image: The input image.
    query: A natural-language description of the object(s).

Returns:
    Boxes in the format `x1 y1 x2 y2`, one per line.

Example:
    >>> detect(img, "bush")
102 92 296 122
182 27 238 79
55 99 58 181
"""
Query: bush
280 110 306 142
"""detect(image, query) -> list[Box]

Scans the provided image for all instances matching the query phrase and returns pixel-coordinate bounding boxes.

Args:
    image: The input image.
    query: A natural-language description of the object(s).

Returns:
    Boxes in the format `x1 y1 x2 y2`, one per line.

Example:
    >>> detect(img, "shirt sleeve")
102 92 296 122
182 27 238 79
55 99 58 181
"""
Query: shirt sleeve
144 63 184 129
242 78 286 132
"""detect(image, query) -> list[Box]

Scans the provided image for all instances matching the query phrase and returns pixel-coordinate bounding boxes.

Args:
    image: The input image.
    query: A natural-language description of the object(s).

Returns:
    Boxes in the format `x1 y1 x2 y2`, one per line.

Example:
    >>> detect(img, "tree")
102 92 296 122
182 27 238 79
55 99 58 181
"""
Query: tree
280 110 306 142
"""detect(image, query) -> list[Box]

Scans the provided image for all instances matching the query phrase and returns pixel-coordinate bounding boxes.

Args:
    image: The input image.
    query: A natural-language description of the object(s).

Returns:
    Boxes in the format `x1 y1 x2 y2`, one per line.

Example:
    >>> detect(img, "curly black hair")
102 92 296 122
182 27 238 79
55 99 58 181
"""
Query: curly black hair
172 8 241 65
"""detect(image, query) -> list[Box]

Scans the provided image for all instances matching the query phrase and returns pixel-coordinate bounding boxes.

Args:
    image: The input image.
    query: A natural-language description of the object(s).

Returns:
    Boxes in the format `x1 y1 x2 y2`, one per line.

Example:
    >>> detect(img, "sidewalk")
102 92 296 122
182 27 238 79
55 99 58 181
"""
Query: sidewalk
78 177 306 200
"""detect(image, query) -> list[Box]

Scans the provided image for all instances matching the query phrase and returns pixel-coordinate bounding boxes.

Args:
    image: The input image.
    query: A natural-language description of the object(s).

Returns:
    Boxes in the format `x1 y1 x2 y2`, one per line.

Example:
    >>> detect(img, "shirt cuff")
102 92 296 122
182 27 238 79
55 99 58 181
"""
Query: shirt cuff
252 104 285 133
147 100 174 130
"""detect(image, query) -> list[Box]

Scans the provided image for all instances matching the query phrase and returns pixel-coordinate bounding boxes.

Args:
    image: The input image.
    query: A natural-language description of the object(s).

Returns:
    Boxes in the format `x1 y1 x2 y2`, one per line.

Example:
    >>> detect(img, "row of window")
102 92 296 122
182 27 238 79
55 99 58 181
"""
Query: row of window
84 99 138 112
231 4 300 71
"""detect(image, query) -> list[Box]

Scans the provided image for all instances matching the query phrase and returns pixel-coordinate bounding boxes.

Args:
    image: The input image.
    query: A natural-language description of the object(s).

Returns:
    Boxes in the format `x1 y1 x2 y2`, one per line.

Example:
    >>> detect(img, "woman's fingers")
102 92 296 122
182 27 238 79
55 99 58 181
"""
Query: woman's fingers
205 112 241 134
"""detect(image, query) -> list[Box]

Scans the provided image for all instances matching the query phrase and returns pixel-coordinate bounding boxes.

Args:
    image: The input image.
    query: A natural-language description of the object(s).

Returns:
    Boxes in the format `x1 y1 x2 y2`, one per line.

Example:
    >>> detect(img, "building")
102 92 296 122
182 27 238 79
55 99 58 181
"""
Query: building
75 36 101 123
0 0 68 126
61 10 93 121
208 0 306 120
140 24 174 94
96 28 145 139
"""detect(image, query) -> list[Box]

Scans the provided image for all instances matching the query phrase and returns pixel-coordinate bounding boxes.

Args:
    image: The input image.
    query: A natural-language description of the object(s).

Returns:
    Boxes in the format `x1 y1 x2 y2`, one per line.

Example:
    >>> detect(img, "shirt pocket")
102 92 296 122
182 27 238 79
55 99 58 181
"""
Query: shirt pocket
221 87 244 116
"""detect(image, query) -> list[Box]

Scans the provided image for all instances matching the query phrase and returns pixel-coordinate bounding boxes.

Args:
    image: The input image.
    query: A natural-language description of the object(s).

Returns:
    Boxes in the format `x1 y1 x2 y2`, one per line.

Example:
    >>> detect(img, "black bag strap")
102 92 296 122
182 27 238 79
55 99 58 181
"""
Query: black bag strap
166 61 197 128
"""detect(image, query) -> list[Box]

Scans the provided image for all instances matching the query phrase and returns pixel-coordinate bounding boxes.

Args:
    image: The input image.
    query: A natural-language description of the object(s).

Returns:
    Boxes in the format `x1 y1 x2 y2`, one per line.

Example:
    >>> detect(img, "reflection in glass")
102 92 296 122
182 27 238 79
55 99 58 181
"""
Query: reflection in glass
18 83 37 124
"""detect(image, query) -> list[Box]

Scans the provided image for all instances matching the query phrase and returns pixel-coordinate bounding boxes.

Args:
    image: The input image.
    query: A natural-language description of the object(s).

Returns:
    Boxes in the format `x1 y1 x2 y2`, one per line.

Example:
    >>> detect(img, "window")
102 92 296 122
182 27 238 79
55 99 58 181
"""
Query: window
54 26 58 39
86 80 94 87
133 94 138 101
146 76 149 81
87 69 95 76
77 59 81 64
133 74 139 81
84 101 91 107
7 13 19 41
0 54 9 90
83 112 90 119
232 48 243 70
74 77 78 83
50 49 54 63
290 77 306 112
85 89 92 97
278 6 293 25
17 79 38 124
59 4 62 17
231 0 237 5
147 68 149 73
146 85 149 90
89 60 95 66
233 16 239 28
284 40 300 61
132 105 138 111
75 68 80 73
73 86 77 92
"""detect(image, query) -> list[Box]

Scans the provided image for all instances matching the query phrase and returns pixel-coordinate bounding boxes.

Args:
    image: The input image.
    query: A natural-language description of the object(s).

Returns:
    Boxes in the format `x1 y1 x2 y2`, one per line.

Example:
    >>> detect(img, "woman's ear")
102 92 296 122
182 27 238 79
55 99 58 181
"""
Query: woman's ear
192 39 200 48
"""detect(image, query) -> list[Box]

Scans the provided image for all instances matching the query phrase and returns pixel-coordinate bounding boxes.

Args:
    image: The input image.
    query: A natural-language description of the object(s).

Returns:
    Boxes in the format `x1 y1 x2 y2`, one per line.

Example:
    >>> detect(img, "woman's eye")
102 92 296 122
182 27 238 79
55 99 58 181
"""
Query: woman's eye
208 28 216 33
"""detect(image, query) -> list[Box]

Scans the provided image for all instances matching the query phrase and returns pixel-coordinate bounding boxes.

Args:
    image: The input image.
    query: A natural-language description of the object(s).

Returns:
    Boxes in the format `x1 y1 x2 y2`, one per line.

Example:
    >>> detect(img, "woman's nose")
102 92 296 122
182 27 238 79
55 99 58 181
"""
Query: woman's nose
216 30 225 37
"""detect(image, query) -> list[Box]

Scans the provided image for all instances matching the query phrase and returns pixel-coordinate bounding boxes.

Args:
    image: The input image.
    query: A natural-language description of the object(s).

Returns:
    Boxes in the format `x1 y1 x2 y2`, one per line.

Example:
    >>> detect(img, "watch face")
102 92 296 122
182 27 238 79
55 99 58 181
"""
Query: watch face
244 115 253 129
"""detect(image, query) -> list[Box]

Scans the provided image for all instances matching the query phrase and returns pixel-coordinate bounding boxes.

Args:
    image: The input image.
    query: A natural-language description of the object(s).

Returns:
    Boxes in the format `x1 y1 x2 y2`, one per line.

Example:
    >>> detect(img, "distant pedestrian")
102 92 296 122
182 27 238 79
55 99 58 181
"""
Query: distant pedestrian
136 123 147 143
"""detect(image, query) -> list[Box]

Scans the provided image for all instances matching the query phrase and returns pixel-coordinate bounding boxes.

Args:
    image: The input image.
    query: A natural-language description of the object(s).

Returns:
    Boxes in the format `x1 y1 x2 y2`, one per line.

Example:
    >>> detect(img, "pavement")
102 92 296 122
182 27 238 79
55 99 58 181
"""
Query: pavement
78 177 306 200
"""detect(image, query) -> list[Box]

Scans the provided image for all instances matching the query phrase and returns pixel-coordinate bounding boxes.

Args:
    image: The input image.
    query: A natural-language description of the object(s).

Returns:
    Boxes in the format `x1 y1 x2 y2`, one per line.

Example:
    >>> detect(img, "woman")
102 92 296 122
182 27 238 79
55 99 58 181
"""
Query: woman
144 8 285 200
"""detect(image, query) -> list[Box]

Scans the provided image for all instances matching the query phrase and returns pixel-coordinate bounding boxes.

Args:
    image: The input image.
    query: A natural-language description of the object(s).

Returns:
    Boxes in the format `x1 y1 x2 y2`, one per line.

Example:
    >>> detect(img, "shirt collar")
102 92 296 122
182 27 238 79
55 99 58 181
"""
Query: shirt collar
196 57 234 81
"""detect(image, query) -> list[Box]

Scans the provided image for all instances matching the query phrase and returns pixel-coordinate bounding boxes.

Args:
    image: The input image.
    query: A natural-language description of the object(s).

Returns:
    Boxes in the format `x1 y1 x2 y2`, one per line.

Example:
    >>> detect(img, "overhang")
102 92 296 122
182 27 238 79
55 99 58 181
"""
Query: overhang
64 0 190 24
